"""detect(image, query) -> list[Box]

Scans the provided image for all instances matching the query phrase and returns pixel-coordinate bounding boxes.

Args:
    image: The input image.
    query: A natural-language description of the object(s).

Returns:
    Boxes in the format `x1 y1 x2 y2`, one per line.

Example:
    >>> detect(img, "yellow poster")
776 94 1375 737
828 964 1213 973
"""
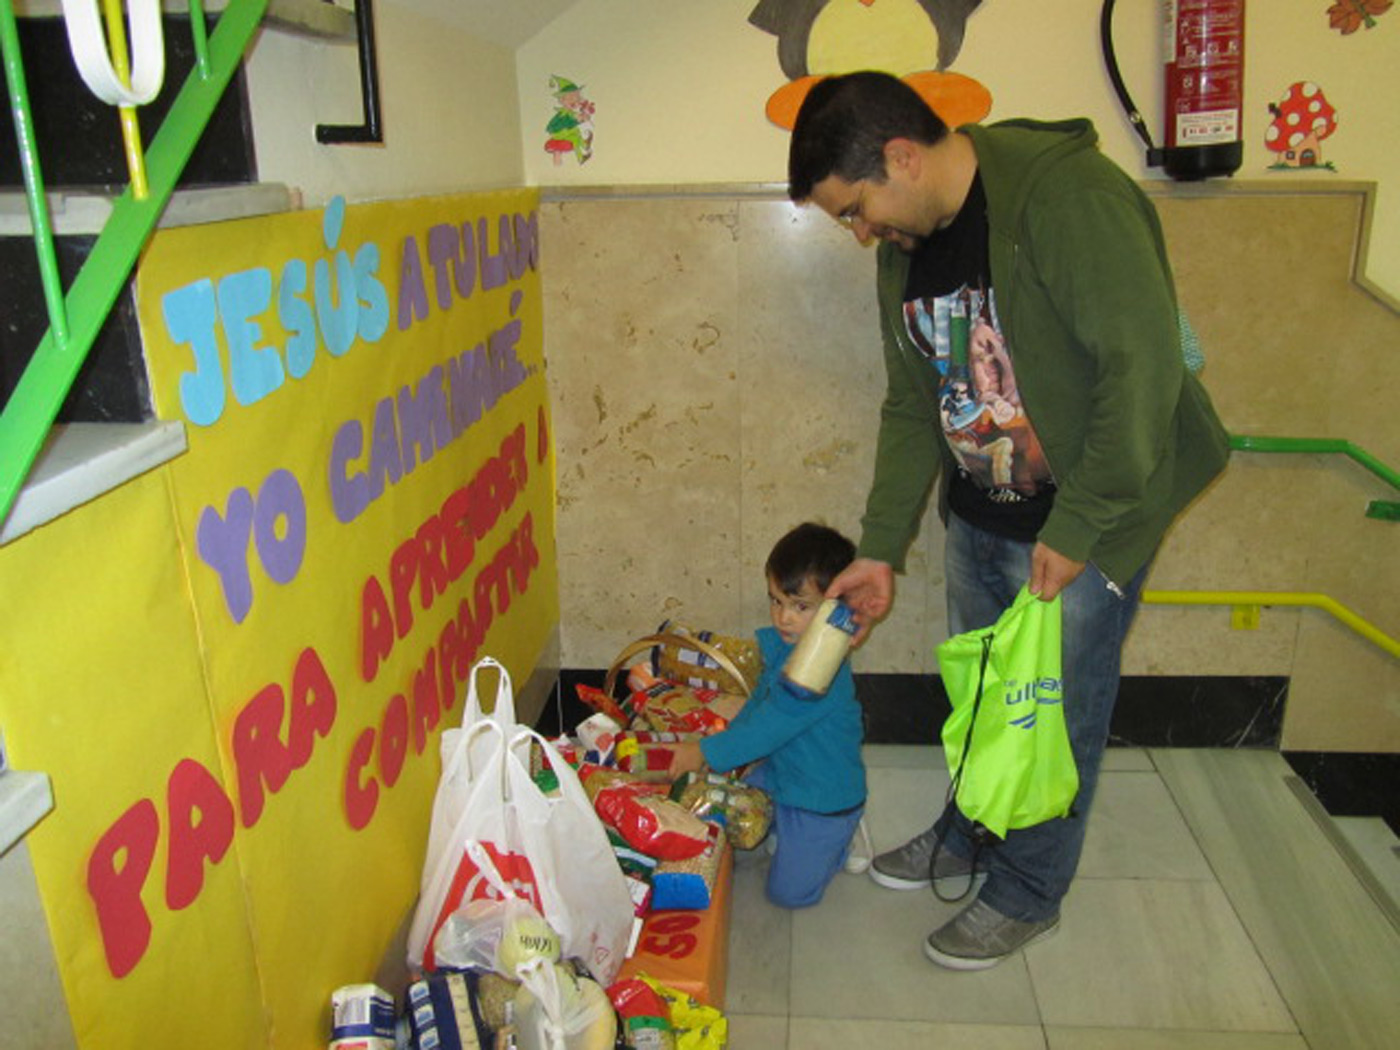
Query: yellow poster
0 188 557 1049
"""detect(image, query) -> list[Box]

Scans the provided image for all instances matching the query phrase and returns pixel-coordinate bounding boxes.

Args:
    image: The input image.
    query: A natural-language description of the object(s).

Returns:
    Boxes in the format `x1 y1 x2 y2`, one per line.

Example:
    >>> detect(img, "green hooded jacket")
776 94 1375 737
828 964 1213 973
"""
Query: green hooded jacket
858 118 1229 588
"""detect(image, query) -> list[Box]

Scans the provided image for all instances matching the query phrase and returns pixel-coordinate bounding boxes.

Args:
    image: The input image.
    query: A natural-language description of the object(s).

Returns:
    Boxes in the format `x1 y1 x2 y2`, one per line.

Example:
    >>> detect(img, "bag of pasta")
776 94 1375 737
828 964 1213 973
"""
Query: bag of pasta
628 680 740 736
650 621 761 696
671 772 773 850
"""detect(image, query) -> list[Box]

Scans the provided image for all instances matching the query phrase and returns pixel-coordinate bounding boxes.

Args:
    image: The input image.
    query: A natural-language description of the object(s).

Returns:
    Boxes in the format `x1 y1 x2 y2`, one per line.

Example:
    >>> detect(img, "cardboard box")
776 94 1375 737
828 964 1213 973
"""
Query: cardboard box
614 843 733 1008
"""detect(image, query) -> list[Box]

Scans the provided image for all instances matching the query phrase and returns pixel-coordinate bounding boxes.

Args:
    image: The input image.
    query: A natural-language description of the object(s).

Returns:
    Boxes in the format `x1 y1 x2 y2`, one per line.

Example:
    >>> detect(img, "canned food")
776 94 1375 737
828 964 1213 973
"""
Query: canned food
781 598 856 699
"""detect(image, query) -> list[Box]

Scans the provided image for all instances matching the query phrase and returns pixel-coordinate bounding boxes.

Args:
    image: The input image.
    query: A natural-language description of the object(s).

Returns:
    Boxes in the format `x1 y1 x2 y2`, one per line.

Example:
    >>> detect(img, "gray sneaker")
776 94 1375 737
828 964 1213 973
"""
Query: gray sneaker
923 898 1059 971
868 824 986 892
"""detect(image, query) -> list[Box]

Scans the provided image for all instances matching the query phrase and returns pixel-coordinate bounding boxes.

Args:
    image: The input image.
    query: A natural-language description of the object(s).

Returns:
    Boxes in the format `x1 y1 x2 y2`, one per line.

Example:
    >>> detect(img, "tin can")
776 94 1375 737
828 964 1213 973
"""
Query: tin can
781 598 856 699
329 983 396 1049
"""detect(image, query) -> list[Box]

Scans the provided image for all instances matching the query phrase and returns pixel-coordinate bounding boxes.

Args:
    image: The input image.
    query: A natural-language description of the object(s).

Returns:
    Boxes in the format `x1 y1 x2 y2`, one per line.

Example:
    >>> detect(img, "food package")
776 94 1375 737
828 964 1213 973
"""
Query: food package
651 827 726 910
615 730 692 781
639 975 729 1050
402 968 502 1050
547 738 585 769
629 680 743 736
576 712 623 762
608 829 658 917
649 621 762 696
672 773 774 851
574 682 634 728
588 774 713 861
607 978 677 1050
579 764 652 804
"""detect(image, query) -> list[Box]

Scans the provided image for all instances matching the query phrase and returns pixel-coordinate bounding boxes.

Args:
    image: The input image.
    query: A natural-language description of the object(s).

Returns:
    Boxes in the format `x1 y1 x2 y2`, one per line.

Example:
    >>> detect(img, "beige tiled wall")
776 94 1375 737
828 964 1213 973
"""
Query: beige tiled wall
541 183 1399 753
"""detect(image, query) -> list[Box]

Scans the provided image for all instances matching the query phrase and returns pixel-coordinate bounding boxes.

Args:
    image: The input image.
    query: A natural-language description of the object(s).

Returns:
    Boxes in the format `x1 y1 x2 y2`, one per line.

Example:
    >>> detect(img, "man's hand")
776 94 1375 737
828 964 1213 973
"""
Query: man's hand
1029 542 1086 601
666 740 707 780
826 557 895 645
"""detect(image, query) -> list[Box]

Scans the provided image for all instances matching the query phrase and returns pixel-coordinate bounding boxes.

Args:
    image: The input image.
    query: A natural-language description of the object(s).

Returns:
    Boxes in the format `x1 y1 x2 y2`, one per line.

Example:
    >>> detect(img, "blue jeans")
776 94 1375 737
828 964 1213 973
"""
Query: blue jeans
933 513 1148 923
747 764 864 909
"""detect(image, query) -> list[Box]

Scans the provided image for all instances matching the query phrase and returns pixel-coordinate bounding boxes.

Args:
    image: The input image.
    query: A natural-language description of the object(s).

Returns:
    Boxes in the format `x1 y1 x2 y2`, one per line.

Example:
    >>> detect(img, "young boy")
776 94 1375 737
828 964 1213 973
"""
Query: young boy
667 522 866 908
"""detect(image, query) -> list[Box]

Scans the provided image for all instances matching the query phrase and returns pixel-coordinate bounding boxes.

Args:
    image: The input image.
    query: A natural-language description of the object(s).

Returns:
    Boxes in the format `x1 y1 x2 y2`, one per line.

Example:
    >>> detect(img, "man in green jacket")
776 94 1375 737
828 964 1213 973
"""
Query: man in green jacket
788 72 1229 970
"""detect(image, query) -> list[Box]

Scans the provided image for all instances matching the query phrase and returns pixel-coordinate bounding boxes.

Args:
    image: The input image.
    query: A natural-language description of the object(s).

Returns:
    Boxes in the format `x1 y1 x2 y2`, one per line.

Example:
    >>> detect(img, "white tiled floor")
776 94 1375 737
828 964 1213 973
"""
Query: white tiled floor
723 745 1400 1050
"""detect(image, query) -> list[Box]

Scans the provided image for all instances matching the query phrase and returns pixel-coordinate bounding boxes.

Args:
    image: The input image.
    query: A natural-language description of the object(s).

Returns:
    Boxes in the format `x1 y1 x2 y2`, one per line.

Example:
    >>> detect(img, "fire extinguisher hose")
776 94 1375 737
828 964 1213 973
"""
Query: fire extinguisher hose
1100 0 1163 164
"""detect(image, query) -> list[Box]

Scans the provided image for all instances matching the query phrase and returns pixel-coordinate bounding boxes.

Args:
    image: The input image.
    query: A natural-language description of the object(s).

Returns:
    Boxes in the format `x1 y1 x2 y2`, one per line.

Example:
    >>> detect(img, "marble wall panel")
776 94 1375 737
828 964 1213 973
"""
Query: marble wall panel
541 199 746 666
1149 187 1399 747
733 200 946 675
542 184 1399 751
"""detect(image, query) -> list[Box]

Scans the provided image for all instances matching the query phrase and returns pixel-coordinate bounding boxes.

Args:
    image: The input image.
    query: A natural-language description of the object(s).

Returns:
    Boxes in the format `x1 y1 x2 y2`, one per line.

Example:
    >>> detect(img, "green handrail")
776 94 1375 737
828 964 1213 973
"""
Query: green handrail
1230 434 1399 521
0 0 269 528
0 0 68 348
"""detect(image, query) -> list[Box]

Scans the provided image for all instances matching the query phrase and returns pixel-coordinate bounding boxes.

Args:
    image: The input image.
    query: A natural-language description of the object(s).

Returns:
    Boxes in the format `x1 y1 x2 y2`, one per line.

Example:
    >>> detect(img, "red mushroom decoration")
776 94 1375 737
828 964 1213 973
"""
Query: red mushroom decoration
1265 82 1338 169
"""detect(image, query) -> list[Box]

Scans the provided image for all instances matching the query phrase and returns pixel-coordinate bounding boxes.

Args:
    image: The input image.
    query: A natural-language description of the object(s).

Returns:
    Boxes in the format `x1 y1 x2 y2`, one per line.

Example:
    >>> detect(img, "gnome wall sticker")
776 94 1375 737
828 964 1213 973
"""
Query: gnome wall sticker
748 0 992 130
544 75 595 166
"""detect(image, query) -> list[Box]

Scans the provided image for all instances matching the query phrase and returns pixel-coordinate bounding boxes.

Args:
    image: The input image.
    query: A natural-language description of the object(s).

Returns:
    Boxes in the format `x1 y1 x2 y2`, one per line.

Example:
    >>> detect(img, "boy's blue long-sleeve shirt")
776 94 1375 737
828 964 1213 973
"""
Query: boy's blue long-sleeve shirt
699 626 866 814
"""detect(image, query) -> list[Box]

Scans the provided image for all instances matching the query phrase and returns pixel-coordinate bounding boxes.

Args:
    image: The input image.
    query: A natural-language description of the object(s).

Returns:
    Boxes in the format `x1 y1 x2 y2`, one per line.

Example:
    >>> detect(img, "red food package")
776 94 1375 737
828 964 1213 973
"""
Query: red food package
630 682 731 736
593 780 712 861
579 763 652 802
607 978 675 1049
575 682 633 727
615 733 685 781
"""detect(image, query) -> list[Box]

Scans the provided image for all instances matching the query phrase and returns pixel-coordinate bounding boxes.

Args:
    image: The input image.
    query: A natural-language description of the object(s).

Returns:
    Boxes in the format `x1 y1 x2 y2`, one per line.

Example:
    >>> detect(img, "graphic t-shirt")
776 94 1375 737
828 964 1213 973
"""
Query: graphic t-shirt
902 175 1055 541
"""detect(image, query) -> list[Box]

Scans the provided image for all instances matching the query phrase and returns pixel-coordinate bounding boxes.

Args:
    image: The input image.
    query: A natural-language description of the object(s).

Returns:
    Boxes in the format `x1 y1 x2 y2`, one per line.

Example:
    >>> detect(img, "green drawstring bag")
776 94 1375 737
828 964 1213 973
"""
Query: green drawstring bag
937 586 1079 842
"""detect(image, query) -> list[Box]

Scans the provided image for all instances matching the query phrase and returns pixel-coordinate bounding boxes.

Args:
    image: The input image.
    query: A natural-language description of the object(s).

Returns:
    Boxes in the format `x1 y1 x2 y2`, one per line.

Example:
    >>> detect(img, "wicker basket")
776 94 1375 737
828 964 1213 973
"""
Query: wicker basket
603 628 757 703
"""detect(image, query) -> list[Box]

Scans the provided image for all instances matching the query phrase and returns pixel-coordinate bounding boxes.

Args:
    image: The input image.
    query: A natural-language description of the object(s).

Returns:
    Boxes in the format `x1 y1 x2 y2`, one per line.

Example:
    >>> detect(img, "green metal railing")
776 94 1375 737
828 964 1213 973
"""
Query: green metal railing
0 0 268 527
1141 433 1398 660
1229 434 1400 521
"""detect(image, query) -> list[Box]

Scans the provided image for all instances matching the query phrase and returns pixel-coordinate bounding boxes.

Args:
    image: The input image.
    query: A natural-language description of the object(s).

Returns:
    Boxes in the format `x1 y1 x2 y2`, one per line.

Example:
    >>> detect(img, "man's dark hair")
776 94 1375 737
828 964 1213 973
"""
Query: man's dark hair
766 522 857 595
788 71 950 201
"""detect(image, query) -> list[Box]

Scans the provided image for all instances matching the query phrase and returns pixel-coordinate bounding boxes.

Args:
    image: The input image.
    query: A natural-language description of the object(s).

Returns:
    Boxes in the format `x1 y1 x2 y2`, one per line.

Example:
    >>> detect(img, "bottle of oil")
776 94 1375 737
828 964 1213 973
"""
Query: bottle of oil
781 599 856 699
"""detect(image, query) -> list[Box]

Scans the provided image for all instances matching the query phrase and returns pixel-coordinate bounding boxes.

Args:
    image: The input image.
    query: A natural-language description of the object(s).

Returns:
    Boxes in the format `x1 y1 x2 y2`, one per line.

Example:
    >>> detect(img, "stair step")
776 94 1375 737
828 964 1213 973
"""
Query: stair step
1 182 298 425
1 421 188 544
12 0 354 40
1333 815 1400 921
0 181 298 236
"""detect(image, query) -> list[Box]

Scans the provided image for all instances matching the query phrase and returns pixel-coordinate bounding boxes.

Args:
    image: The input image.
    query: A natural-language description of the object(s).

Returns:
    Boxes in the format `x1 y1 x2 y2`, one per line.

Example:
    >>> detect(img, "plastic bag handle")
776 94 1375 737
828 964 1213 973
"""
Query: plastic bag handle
507 726 595 813
461 656 518 730
442 716 508 788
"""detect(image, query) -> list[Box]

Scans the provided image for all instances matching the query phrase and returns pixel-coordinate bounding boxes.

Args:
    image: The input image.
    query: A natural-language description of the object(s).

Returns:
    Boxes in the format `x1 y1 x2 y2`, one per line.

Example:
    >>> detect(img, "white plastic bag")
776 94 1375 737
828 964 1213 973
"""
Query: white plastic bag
407 660 634 985
514 957 617 1050
432 841 562 975
417 658 518 885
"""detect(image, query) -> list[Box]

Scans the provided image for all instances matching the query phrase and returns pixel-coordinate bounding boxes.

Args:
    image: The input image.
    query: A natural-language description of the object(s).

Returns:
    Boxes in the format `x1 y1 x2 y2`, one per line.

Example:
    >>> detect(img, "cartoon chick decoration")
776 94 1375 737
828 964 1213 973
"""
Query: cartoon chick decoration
749 0 991 129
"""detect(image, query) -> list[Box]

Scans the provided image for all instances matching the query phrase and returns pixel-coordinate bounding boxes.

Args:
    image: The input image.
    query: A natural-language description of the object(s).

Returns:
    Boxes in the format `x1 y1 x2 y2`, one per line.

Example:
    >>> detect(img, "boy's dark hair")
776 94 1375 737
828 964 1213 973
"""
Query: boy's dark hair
766 522 856 595
788 71 950 202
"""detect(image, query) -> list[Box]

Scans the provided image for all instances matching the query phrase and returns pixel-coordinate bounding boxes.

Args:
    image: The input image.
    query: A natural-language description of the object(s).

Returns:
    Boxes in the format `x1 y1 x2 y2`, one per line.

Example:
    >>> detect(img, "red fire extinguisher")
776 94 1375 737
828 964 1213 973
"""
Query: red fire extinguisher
1102 0 1245 181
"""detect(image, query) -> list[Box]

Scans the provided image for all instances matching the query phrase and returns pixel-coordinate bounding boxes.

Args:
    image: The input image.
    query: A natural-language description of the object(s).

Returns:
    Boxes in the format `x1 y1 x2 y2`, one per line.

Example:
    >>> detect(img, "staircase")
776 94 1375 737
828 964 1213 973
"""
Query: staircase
0 0 351 541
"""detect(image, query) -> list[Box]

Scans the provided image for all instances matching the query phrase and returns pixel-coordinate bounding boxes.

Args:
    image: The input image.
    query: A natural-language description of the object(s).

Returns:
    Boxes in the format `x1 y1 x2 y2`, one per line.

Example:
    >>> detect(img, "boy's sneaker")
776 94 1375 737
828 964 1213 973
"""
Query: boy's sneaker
923 898 1059 971
868 824 986 892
